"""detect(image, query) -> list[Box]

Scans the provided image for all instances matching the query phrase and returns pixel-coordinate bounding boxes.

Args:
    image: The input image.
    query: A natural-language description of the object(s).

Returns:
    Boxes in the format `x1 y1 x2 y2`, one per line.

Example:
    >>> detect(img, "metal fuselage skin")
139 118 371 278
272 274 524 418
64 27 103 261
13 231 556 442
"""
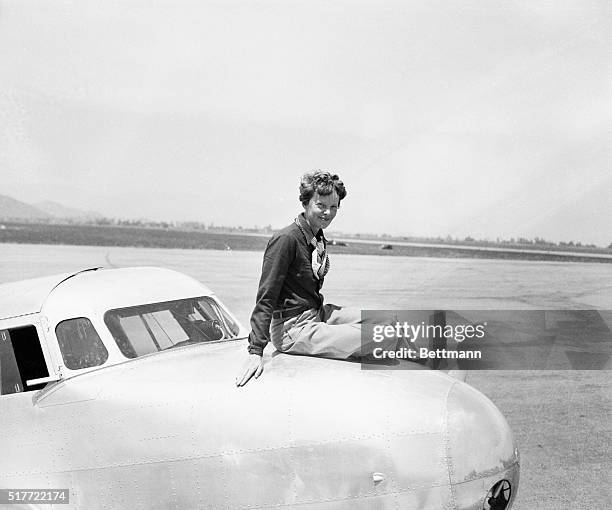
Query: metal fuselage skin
0 268 519 509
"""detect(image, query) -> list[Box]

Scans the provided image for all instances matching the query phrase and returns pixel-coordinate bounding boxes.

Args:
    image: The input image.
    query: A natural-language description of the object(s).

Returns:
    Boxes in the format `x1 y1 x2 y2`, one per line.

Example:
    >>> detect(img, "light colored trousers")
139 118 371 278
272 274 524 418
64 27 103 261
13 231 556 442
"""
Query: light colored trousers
270 304 395 359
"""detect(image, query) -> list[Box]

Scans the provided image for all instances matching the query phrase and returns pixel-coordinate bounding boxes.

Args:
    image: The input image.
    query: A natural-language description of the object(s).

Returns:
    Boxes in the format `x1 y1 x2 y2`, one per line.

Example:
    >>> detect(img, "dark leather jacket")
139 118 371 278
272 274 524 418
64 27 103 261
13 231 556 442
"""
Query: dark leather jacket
247 214 325 355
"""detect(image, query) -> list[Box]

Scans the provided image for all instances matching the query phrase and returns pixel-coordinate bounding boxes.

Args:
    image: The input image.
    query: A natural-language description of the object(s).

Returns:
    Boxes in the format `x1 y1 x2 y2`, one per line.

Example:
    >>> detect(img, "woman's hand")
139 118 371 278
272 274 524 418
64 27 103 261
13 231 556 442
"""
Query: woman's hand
235 354 264 386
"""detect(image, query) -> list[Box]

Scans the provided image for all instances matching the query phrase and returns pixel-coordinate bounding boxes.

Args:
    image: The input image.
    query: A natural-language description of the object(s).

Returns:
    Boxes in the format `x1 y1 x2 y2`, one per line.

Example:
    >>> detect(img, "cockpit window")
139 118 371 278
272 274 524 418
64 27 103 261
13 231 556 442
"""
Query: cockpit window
56 318 109 370
104 296 239 359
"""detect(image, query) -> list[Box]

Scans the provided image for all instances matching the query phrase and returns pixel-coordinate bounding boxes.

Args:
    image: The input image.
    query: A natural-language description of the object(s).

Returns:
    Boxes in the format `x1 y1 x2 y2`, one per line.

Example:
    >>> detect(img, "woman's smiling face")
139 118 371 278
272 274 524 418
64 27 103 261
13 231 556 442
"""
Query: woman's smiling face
303 191 339 232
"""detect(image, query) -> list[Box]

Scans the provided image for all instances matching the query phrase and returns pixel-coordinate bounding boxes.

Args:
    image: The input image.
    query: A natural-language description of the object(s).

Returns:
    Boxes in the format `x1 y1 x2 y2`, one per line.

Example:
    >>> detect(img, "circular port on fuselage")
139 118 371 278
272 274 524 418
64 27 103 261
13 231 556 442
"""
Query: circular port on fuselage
483 479 512 510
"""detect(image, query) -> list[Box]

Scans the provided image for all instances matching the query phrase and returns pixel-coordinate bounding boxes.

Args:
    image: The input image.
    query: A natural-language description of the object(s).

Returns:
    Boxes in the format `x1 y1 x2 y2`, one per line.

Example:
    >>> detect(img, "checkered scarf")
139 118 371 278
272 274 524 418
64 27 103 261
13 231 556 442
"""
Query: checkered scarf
295 216 330 280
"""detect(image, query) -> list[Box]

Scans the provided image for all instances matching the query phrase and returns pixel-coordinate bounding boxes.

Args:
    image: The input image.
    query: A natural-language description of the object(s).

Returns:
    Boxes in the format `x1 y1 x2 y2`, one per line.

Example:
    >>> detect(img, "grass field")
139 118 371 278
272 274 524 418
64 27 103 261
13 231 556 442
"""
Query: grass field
1 222 610 264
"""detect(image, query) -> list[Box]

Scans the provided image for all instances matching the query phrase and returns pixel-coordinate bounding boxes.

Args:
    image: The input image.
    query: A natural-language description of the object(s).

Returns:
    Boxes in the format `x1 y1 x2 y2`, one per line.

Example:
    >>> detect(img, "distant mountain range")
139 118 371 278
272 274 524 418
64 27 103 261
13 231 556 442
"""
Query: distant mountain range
0 194 103 220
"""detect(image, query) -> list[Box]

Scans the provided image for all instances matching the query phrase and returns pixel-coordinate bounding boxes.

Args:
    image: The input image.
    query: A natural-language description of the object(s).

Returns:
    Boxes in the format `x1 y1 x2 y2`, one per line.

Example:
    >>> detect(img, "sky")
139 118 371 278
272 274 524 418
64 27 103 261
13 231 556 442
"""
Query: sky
0 0 610 245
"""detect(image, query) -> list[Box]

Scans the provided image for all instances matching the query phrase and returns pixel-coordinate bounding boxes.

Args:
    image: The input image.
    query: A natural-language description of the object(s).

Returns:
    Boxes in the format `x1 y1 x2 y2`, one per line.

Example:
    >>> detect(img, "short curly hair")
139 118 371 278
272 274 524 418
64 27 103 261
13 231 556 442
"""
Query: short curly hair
299 170 347 207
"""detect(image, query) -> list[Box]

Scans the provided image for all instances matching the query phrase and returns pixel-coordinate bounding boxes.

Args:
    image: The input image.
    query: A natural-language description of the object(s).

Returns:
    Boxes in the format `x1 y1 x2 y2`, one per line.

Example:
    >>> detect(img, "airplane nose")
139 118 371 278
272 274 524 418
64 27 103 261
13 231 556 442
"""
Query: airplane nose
445 381 520 510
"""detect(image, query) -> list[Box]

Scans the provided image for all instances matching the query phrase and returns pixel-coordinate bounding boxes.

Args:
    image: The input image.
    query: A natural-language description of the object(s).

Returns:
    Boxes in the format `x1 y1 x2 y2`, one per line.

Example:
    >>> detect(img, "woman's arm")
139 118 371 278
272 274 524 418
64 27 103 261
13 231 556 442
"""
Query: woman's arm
236 233 296 386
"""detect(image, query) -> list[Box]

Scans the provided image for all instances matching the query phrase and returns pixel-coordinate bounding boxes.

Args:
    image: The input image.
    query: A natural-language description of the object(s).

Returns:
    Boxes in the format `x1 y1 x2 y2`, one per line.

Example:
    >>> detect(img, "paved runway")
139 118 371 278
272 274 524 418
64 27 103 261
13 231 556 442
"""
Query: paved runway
1 243 611 509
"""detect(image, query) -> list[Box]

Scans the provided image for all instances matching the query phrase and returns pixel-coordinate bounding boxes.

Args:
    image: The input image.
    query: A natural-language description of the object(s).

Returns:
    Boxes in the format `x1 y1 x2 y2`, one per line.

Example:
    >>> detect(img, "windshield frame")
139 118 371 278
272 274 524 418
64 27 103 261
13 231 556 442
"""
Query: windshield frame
103 295 240 359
